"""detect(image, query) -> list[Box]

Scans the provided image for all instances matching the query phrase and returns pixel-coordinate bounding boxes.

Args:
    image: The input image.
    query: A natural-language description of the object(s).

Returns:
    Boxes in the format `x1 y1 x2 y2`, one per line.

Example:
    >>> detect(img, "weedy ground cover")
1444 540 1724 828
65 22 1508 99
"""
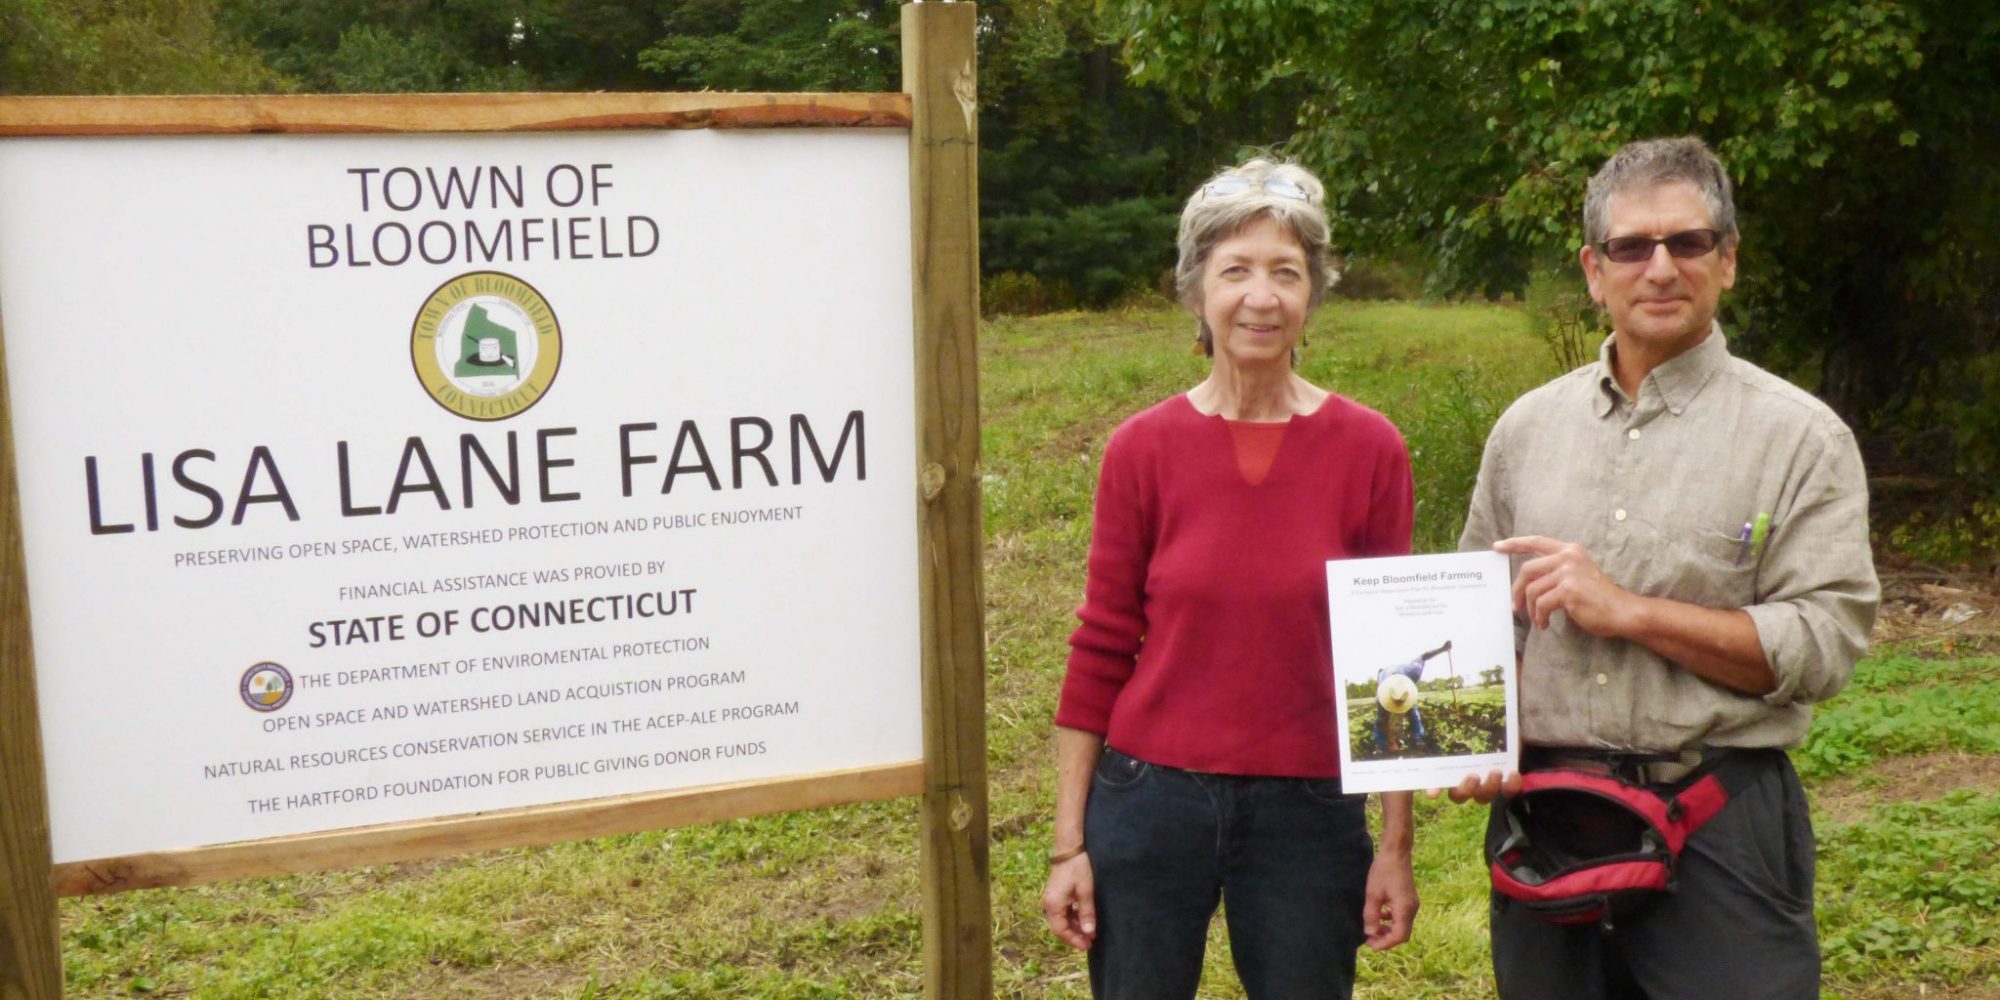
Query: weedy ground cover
57 303 2000 998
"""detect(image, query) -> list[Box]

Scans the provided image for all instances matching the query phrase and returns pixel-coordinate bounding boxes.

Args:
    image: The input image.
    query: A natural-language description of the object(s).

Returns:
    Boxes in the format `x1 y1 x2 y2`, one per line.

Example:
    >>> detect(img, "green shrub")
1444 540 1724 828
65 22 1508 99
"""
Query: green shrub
981 272 1075 318
1401 367 1508 553
1796 659 2000 779
1886 500 2000 571
1522 264 1604 377
1818 791 2000 981
981 197 1181 312
1333 250 1428 301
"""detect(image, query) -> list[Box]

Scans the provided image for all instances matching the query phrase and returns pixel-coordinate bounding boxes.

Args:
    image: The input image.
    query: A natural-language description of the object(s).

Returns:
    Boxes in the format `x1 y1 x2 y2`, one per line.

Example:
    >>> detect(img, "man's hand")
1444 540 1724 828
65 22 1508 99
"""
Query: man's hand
1434 768 1523 805
1495 535 1637 636
1041 853 1097 950
1495 535 1776 694
1362 848 1418 950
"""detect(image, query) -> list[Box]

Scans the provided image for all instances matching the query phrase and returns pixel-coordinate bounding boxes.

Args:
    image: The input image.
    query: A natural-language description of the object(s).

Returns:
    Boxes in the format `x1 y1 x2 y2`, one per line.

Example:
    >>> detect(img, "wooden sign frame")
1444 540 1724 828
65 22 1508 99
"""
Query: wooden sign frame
0 4 988 997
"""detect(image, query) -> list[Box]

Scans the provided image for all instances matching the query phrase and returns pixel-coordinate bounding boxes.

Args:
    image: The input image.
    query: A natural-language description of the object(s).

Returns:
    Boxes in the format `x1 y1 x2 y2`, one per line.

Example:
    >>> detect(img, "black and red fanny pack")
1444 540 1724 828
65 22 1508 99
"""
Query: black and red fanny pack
1486 752 1756 929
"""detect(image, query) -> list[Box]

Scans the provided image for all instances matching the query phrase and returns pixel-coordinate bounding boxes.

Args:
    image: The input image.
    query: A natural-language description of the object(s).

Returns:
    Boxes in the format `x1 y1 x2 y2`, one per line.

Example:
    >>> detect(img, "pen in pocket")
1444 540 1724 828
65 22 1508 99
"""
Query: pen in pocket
1734 512 1772 566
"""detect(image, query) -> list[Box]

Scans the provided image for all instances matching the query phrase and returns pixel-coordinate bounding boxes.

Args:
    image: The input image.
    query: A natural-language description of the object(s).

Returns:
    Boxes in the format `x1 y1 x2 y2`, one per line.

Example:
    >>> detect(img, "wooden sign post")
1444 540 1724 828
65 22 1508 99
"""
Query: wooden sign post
2 295 64 1000
905 4 992 997
0 3 988 997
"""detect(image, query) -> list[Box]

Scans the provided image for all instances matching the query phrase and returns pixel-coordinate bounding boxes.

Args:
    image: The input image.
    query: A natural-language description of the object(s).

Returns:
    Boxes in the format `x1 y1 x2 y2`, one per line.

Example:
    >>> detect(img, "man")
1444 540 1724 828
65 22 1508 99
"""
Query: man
1453 136 1878 999
1372 641 1449 751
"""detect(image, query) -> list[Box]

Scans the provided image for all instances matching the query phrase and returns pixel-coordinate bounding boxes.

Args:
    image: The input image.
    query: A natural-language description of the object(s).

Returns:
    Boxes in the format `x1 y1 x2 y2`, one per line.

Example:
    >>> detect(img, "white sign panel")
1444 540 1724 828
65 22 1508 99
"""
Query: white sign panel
1328 551 1519 793
0 129 922 863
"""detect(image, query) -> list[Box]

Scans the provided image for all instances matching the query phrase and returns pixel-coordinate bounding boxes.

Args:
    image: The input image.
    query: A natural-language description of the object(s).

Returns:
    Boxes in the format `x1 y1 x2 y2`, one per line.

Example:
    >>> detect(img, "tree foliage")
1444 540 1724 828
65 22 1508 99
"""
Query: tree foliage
977 0 1305 310
1 0 278 94
215 0 546 92
1117 0 2000 488
636 0 901 92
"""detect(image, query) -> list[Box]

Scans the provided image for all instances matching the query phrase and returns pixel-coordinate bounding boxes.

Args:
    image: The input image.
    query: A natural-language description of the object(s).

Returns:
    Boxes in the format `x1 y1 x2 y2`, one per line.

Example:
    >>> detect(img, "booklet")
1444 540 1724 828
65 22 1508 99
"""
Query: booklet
1326 551 1519 793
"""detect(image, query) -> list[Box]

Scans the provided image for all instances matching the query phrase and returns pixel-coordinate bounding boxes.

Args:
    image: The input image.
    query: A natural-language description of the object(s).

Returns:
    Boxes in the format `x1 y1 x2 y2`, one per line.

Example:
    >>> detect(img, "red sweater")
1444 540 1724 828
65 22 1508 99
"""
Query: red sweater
1056 393 1413 777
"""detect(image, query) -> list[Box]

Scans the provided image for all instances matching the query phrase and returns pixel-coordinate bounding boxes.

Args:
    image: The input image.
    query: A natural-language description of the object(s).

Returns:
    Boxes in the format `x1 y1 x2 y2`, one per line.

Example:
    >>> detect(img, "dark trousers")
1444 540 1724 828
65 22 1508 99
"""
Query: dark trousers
1084 747 1374 1000
1490 748 1821 1000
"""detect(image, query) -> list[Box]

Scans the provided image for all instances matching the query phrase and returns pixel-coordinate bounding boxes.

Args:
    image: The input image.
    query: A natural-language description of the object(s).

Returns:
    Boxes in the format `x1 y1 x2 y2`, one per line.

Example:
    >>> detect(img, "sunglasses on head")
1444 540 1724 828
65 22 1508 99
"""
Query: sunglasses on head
1202 175 1315 203
1595 228 1723 264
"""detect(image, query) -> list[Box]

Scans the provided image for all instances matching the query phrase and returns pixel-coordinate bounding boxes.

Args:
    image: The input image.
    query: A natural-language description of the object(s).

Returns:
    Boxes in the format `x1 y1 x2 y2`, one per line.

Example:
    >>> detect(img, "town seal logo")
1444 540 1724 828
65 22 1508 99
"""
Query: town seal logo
412 270 562 420
240 661 294 712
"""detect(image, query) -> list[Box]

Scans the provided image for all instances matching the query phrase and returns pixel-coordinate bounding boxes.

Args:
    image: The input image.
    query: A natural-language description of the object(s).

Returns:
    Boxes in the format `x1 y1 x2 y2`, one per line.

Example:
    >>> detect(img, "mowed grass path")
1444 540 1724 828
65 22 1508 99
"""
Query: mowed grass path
58 302 2000 998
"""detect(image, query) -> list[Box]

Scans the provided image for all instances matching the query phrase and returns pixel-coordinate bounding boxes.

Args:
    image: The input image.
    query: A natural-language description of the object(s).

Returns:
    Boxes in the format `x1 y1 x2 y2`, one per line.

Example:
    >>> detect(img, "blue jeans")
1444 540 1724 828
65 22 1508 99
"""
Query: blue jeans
1084 747 1374 1000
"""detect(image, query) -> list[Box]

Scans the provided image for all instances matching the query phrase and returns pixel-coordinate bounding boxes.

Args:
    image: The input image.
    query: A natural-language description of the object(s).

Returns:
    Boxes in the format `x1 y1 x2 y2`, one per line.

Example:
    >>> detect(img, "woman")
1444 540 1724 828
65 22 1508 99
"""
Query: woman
1040 158 1418 999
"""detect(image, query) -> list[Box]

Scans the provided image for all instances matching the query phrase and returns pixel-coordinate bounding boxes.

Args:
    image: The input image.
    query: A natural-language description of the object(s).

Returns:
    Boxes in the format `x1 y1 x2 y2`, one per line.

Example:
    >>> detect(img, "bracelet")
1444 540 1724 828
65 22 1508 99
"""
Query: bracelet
1048 844 1086 865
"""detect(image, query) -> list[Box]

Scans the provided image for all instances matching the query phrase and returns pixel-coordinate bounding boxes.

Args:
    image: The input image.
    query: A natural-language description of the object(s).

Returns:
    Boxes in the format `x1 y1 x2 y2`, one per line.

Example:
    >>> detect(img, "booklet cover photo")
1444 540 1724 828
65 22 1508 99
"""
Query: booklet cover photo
1326 551 1520 794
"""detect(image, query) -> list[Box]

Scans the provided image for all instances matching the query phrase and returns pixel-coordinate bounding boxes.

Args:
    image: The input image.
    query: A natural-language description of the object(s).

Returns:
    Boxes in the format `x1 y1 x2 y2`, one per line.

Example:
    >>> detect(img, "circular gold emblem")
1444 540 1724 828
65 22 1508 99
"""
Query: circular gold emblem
240 661 294 712
411 271 561 420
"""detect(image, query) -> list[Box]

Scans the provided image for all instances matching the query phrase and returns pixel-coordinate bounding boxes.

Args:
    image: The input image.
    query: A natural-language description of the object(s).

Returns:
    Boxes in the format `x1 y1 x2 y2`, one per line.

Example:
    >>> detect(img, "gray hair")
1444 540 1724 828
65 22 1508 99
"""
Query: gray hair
1583 136 1738 247
1174 158 1337 355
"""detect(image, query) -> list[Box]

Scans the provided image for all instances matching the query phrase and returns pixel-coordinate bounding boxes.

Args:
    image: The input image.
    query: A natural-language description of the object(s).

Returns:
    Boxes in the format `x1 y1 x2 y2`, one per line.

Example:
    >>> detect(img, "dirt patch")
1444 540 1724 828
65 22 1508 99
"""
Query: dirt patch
779 850 904 925
986 532 1031 572
1840 982 2000 1000
1814 751 2000 824
1873 556 2000 652
429 963 577 1000
1031 415 1114 465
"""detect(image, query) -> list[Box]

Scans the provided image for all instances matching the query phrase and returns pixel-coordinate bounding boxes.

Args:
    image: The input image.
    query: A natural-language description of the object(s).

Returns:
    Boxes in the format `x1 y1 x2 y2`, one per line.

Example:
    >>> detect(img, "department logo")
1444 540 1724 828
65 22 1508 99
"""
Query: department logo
412 270 562 420
240 662 294 712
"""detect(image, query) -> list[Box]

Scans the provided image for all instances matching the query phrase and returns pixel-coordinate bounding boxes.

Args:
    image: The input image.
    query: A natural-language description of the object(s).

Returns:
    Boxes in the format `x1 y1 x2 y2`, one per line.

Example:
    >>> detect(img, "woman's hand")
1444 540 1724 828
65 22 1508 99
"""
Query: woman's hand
1044 728 1105 950
1362 847 1418 951
1041 853 1098 950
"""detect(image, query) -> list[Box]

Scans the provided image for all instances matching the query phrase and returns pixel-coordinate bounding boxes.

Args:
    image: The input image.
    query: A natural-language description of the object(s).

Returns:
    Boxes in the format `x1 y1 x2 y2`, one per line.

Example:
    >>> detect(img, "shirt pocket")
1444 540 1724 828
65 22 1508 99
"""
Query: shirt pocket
1662 520 1759 608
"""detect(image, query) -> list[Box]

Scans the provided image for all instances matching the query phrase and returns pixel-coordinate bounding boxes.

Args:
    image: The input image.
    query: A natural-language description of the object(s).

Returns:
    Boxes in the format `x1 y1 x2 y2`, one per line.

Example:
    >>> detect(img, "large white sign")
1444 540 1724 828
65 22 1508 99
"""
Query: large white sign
0 129 922 863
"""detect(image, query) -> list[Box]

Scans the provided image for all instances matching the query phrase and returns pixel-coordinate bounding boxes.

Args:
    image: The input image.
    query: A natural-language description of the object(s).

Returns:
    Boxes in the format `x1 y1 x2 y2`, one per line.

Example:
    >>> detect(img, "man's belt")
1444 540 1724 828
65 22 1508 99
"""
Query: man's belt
1525 746 1719 786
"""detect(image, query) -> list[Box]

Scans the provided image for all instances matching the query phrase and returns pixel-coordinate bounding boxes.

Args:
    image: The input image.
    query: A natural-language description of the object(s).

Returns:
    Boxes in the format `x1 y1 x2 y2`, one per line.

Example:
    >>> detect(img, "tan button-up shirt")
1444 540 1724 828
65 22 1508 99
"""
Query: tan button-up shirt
1459 328 1878 750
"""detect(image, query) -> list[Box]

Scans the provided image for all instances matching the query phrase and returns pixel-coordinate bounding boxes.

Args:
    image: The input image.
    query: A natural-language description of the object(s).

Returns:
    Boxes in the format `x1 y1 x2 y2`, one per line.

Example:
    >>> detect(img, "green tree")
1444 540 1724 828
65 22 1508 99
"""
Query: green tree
978 0 1305 310
1 0 278 94
215 0 537 91
220 0 901 94
636 0 902 92
519 0 677 90
1116 0 2000 489
978 1 1181 309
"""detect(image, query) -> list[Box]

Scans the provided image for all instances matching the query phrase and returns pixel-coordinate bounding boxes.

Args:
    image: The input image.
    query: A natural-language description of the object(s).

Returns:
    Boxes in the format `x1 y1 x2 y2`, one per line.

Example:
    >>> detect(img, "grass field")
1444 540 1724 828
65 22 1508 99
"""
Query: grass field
57 301 2000 998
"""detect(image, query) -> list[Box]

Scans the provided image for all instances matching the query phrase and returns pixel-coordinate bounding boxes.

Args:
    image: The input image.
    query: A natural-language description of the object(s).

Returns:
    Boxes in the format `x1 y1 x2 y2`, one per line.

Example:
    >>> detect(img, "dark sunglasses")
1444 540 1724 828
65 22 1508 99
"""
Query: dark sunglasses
1595 228 1723 264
